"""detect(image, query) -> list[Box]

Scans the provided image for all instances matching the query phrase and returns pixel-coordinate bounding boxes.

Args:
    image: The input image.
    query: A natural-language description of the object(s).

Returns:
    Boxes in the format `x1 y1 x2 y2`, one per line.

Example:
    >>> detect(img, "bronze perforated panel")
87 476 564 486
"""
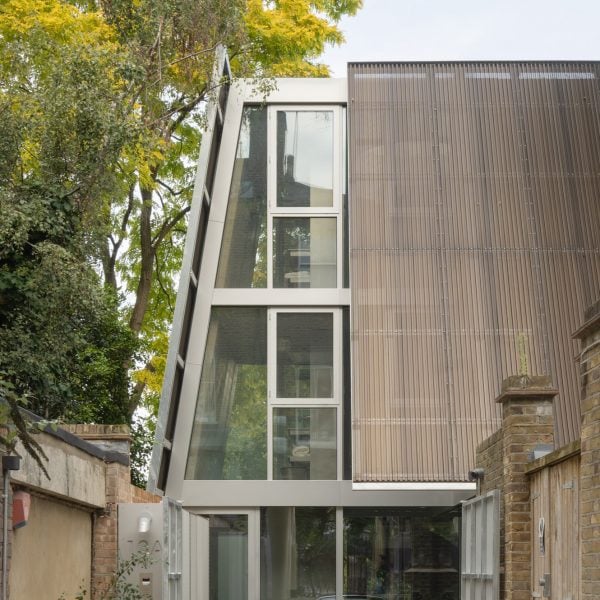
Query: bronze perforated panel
348 62 600 482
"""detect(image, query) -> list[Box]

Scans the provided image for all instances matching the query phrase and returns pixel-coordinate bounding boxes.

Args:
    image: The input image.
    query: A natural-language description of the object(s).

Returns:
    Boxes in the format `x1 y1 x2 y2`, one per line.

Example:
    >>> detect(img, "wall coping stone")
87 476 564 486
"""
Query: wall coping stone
22 410 129 466
525 439 581 475
61 424 131 439
495 375 558 404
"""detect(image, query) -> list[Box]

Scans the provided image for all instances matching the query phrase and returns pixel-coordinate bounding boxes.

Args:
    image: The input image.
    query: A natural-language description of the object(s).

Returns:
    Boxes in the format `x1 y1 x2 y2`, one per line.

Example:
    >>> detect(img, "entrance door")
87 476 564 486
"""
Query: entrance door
189 510 259 600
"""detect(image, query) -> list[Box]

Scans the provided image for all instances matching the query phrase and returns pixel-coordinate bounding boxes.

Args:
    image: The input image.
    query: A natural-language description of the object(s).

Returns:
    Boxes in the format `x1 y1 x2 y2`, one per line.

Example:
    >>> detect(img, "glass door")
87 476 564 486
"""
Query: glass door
190 510 259 600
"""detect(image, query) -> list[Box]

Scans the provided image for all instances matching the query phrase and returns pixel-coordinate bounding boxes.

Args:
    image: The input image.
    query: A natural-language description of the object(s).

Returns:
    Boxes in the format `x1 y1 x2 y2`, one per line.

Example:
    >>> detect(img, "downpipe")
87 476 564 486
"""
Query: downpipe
1 456 20 600
1 469 8 600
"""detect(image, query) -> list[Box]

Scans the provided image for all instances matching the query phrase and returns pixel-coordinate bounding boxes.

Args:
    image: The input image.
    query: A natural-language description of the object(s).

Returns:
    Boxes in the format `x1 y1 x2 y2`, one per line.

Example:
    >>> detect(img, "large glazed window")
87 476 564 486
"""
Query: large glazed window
276 111 334 207
273 407 337 480
272 217 337 288
344 508 460 599
216 107 267 287
276 312 333 399
261 507 336 600
185 308 267 479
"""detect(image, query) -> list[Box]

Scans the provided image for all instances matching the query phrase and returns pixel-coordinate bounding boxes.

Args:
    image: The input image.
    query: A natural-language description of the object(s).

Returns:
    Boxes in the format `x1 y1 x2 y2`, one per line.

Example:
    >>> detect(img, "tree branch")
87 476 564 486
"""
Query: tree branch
156 178 186 196
151 205 191 251
148 43 220 89
154 253 174 314
103 185 136 289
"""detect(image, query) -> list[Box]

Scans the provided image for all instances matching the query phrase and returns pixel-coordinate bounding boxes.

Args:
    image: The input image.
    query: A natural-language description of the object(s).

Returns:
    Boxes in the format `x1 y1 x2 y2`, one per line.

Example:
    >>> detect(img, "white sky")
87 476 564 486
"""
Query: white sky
321 0 600 77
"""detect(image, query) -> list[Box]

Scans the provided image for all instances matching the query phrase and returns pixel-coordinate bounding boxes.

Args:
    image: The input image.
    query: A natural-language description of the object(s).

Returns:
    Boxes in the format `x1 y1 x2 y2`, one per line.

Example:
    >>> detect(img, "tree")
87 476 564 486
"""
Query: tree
0 0 362 481
97 0 362 426
0 0 137 463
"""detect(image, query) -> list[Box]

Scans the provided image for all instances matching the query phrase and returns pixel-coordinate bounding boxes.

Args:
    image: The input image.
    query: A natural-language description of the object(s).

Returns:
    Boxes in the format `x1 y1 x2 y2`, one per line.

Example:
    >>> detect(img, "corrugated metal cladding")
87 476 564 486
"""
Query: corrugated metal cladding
348 62 600 482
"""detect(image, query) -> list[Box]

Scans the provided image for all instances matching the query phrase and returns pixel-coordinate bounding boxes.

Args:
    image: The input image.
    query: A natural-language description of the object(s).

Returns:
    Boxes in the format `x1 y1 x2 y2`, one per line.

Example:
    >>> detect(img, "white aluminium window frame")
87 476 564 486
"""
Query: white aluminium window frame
168 85 350 501
267 105 343 213
266 105 344 290
267 307 343 481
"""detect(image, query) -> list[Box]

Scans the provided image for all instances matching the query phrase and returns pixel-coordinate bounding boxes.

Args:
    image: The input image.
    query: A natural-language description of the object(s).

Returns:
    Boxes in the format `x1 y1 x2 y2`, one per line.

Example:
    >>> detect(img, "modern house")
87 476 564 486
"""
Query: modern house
148 55 600 600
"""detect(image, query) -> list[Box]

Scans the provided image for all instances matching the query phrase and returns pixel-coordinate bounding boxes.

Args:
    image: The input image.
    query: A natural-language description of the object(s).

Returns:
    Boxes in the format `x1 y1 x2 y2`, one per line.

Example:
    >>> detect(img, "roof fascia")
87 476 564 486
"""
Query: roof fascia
236 77 347 104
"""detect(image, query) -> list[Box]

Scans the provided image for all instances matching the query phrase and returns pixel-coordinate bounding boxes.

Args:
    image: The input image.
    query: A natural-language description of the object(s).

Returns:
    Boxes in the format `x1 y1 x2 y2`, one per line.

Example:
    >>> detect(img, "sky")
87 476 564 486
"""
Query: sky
321 0 600 77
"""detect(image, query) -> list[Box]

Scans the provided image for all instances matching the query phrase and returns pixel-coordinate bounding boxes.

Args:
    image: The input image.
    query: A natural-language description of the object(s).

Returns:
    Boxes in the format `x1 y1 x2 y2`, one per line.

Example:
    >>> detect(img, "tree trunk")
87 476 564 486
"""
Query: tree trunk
129 185 155 334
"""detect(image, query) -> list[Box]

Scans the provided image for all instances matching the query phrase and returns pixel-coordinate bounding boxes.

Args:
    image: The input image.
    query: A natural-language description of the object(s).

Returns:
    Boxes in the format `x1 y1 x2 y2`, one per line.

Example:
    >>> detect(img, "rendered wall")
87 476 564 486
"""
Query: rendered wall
10 494 92 599
348 61 600 482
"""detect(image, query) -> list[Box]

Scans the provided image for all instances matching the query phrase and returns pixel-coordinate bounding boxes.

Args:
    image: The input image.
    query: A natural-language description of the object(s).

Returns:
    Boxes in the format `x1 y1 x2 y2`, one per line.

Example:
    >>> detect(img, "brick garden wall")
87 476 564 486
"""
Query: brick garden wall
475 376 557 600
1 424 160 600
474 299 600 600
574 300 600 600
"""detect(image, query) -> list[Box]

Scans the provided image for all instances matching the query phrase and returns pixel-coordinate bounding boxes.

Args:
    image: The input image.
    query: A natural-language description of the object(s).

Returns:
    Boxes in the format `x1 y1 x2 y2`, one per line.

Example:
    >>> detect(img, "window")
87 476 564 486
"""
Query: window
186 308 267 480
276 313 333 399
273 407 337 480
268 106 343 289
186 308 341 481
269 309 341 480
344 508 460 599
276 110 334 208
273 217 337 288
261 507 336 600
216 107 267 288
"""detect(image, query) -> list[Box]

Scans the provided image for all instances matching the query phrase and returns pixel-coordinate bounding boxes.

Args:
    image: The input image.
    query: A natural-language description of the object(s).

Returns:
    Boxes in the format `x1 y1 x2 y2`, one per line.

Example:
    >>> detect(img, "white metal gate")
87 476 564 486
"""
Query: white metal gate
461 490 500 600
163 497 183 600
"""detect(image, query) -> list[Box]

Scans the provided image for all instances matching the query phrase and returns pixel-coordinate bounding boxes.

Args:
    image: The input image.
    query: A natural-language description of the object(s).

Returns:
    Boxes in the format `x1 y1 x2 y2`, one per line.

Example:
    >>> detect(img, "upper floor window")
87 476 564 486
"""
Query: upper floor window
272 217 337 288
215 107 267 288
276 110 334 208
276 312 333 399
216 105 343 290
185 307 342 481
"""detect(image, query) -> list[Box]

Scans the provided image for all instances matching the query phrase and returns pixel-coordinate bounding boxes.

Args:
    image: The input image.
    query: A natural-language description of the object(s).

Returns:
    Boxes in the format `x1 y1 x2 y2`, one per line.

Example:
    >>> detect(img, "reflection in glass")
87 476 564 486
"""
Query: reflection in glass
216 107 267 287
185 308 267 479
277 313 333 398
277 111 333 207
273 218 336 288
273 408 336 480
344 508 460 600
207 514 248 600
261 507 336 600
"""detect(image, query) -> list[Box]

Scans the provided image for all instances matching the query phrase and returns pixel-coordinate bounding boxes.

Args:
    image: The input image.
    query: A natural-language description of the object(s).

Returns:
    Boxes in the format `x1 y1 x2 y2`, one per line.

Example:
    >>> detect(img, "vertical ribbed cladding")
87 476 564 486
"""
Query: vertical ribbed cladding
348 61 600 483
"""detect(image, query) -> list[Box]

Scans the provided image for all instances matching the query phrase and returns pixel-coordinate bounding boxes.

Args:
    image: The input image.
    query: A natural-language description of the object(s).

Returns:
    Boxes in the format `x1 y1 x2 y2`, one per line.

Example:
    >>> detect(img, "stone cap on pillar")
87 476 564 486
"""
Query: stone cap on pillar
495 375 558 404
572 299 600 340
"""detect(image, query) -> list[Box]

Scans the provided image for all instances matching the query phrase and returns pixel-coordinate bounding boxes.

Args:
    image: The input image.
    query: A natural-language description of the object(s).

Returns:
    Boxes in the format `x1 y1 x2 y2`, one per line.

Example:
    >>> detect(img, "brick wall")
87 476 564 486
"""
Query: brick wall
574 300 600 600
477 428 504 495
475 375 557 600
83 427 161 600
0 424 161 599
476 428 505 592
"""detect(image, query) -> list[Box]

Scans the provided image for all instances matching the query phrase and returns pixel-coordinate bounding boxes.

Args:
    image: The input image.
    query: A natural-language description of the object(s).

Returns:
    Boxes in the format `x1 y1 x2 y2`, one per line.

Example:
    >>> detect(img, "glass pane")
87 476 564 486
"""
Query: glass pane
277 111 333 207
273 217 337 288
273 408 336 480
208 515 248 600
277 313 333 398
261 507 336 600
216 107 267 287
344 508 460 599
185 308 267 479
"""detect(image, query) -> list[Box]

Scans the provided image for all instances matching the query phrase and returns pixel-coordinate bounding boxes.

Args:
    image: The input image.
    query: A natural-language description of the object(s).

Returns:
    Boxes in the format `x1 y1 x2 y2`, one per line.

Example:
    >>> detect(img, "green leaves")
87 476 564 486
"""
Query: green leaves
0 0 362 485
244 0 363 76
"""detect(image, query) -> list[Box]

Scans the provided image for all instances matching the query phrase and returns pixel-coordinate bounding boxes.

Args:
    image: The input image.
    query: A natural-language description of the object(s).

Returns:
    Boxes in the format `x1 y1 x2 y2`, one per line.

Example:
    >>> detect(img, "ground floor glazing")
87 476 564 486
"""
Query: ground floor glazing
190 505 460 600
